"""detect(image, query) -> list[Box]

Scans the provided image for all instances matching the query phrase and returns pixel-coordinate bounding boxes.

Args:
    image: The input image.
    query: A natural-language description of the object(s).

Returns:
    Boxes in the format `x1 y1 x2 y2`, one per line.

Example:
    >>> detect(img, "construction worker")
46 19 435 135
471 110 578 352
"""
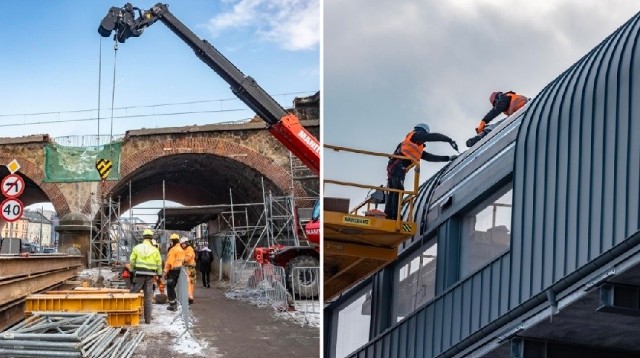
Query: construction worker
150 239 166 299
129 229 162 323
197 245 214 288
164 233 185 311
475 91 528 134
385 123 458 220
180 237 196 304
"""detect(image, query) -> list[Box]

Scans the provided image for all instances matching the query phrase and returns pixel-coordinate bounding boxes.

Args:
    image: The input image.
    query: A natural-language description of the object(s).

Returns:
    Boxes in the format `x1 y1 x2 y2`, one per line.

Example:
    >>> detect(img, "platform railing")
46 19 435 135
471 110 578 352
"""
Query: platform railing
324 144 421 230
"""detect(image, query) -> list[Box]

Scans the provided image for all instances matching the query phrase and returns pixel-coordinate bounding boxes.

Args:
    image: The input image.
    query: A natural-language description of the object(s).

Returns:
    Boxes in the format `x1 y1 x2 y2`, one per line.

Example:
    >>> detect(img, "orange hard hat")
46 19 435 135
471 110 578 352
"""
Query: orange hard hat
489 92 502 105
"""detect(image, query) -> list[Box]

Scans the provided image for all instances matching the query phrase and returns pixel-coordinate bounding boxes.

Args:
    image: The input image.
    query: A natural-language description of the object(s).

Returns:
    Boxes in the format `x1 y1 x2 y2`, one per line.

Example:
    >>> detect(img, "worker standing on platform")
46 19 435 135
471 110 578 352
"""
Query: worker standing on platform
164 233 185 311
385 123 458 220
129 229 162 322
181 237 196 304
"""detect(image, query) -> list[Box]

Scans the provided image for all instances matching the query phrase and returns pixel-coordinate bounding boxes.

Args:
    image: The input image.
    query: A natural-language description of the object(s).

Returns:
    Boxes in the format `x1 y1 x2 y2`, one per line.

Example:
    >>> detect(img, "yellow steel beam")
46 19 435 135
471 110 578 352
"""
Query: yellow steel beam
325 239 397 261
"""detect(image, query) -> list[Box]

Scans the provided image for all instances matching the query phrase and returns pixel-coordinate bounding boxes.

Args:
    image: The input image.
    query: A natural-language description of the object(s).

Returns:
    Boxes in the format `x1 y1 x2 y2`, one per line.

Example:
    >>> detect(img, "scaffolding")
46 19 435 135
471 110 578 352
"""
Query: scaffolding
88 195 121 268
88 180 172 268
212 179 305 264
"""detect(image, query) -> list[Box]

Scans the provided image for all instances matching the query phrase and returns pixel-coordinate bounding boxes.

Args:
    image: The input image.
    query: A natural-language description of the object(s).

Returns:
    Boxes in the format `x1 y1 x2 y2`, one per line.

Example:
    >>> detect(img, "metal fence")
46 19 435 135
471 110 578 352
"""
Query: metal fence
230 260 262 289
229 260 288 309
290 266 320 316
176 267 190 331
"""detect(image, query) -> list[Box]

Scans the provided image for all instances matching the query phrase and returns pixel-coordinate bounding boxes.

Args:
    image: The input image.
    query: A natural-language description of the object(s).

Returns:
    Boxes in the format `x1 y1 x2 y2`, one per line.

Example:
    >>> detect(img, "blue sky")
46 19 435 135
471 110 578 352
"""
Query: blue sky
0 1 319 216
0 0 319 139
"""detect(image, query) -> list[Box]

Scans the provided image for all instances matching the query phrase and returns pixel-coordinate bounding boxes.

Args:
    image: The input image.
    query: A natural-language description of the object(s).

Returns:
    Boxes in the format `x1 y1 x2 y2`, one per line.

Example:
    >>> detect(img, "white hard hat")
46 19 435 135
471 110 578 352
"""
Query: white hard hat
414 123 430 133
179 237 189 244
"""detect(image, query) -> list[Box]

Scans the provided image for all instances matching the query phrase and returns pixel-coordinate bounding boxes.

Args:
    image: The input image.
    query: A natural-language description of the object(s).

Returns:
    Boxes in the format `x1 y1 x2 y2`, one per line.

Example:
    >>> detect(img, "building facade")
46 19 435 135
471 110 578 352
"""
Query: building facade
0 218 28 240
23 210 52 247
325 11 640 358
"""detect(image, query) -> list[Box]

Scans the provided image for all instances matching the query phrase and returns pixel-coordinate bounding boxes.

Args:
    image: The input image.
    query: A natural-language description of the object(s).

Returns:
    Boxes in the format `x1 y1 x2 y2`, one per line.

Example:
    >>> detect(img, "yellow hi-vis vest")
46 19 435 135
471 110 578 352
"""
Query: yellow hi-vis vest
130 239 162 275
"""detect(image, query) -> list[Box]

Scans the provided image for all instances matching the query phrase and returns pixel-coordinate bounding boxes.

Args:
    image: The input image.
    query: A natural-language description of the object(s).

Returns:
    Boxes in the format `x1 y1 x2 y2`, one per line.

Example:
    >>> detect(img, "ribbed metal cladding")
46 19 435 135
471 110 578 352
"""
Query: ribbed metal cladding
511 12 640 308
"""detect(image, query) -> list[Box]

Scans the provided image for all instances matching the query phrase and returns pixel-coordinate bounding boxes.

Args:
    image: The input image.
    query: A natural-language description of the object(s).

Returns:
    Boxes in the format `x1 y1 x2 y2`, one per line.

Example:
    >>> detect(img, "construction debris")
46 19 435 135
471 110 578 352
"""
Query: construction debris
0 312 144 357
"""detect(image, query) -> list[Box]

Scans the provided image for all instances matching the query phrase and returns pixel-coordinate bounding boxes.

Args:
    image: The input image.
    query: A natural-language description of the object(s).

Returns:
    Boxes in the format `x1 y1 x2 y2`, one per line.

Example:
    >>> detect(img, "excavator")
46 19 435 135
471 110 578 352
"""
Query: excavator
99 3 319 297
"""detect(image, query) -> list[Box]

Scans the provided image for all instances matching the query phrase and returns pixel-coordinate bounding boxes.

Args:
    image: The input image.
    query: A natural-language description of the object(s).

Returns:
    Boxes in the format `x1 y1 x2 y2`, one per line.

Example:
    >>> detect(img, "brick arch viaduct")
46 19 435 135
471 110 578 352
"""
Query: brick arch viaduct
0 120 319 252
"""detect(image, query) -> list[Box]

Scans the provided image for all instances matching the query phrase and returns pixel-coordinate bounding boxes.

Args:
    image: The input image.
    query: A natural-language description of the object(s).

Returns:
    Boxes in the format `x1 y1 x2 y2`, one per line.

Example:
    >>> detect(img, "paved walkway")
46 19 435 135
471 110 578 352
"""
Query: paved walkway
133 281 320 357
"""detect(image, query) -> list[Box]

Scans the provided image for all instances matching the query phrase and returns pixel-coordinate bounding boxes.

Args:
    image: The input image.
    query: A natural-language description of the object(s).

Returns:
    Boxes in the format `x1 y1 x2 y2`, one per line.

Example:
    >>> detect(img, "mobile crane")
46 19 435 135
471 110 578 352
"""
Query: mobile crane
98 3 319 174
99 3 319 297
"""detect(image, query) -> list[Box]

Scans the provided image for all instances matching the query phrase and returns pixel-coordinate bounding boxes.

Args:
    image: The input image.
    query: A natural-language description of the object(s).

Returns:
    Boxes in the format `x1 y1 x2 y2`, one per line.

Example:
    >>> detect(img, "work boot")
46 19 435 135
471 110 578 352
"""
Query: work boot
167 302 177 311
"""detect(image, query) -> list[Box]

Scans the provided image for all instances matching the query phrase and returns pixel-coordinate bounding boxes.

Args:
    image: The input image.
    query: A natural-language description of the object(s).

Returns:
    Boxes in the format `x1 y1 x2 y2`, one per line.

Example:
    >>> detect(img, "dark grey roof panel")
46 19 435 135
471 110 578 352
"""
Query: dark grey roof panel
511 11 640 306
346 9 640 358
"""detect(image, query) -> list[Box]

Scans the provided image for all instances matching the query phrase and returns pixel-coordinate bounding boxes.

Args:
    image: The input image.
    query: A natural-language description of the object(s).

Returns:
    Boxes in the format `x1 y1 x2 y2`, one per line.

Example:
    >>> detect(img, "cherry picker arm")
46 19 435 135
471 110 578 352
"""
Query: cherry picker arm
98 3 320 174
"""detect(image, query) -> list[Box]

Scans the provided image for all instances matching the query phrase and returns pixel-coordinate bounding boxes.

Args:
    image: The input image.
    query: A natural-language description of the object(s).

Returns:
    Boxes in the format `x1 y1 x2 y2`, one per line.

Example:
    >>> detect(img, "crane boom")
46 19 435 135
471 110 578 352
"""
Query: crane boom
99 3 320 174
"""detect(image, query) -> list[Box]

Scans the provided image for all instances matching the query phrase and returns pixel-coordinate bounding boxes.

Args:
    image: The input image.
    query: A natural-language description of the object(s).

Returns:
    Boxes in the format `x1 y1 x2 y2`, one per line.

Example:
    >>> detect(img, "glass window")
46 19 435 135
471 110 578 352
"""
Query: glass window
460 185 512 277
335 288 372 358
393 240 437 322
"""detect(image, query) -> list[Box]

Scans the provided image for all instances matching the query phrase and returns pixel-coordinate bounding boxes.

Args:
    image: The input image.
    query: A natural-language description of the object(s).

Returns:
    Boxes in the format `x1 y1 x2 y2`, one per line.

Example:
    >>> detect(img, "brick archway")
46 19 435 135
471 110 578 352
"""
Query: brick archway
98 137 305 209
0 155 69 216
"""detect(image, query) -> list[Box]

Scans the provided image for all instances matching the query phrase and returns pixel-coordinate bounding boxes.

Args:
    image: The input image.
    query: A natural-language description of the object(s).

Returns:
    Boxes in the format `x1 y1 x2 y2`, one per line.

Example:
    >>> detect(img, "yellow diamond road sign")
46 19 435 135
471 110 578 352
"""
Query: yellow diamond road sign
6 160 20 174
95 159 113 180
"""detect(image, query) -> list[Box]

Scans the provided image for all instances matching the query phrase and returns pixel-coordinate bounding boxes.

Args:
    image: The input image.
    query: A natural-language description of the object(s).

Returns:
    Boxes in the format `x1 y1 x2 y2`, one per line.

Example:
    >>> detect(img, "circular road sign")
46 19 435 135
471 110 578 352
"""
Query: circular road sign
0 198 23 222
1 174 25 198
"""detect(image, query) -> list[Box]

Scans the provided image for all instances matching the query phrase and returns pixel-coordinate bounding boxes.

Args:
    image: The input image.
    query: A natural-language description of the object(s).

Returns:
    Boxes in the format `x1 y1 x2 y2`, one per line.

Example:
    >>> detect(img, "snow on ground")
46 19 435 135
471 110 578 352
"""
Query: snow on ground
77 267 120 284
132 303 220 357
225 288 320 328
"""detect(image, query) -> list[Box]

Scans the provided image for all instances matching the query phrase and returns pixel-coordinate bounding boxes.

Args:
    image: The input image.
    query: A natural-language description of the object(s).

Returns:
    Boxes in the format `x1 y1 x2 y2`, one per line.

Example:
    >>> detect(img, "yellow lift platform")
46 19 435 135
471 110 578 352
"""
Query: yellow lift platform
324 145 420 301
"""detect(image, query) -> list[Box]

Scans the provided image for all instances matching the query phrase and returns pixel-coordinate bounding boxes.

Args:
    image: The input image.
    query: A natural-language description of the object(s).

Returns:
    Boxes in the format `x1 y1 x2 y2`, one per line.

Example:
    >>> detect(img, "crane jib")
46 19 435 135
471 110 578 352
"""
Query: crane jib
297 130 320 154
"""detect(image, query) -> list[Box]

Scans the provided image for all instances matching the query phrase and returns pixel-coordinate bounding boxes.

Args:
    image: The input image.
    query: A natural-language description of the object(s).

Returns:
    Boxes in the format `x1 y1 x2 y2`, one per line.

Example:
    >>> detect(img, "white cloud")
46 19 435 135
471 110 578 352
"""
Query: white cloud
324 0 640 205
207 0 319 51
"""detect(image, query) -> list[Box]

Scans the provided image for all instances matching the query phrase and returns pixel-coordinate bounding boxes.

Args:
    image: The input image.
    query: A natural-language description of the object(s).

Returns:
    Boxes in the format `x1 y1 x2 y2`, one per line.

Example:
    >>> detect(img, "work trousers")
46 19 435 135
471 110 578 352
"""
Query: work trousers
129 273 154 295
200 262 212 287
384 164 406 220
186 265 196 300
166 268 182 303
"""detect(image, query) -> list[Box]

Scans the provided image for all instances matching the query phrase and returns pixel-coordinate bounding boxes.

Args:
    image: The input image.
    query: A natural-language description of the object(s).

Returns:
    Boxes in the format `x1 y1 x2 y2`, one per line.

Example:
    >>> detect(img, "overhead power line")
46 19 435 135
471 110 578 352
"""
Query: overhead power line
0 108 251 128
0 91 316 118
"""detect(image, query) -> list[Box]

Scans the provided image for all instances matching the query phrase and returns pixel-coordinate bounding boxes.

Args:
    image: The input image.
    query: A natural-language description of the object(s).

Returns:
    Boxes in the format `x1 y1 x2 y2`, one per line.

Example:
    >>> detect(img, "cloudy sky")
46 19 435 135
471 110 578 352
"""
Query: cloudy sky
0 0 318 216
324 0 640 207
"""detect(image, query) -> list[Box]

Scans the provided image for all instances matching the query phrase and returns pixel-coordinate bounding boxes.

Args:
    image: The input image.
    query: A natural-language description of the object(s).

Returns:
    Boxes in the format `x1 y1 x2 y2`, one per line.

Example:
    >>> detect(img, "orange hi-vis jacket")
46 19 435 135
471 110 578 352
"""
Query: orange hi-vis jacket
398 131 423 167
503 93 528 116
184 245 196 267
164 244 185 273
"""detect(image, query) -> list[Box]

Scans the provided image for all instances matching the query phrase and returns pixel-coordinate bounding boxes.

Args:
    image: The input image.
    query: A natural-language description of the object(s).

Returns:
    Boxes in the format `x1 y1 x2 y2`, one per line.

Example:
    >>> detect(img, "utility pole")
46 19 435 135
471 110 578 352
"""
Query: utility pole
39 206 43 251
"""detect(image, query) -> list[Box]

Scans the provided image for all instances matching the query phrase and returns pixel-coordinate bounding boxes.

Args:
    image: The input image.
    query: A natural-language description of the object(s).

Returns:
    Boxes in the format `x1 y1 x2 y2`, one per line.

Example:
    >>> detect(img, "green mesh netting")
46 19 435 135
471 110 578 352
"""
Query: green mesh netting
44 142 122 182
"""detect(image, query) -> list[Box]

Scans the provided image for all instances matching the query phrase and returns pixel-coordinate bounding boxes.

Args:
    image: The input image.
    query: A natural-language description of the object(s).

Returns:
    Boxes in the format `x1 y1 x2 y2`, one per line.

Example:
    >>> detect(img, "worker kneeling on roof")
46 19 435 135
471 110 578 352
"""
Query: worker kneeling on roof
385 123 459 220
467 91 528 147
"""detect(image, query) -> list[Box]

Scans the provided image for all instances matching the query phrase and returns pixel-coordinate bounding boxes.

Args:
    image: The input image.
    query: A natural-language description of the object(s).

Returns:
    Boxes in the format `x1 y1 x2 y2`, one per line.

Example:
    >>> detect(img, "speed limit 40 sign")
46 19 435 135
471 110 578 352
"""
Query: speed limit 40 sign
1 198 24 222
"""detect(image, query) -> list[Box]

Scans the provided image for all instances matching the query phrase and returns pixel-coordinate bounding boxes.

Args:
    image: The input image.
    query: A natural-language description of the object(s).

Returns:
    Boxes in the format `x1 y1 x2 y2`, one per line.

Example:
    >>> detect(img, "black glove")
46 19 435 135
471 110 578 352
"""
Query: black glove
449 154 458 161
449 141 459 152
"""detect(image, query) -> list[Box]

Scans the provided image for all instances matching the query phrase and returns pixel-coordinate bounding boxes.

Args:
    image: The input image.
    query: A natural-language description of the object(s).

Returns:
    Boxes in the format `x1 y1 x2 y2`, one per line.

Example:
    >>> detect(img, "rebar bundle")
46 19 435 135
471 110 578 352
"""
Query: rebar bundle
0 312 144 358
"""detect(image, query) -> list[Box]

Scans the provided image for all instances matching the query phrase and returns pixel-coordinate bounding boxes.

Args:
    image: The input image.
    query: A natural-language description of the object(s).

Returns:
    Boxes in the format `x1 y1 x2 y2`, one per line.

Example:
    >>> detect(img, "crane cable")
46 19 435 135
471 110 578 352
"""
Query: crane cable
109 38 119 155
97 38 102 140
